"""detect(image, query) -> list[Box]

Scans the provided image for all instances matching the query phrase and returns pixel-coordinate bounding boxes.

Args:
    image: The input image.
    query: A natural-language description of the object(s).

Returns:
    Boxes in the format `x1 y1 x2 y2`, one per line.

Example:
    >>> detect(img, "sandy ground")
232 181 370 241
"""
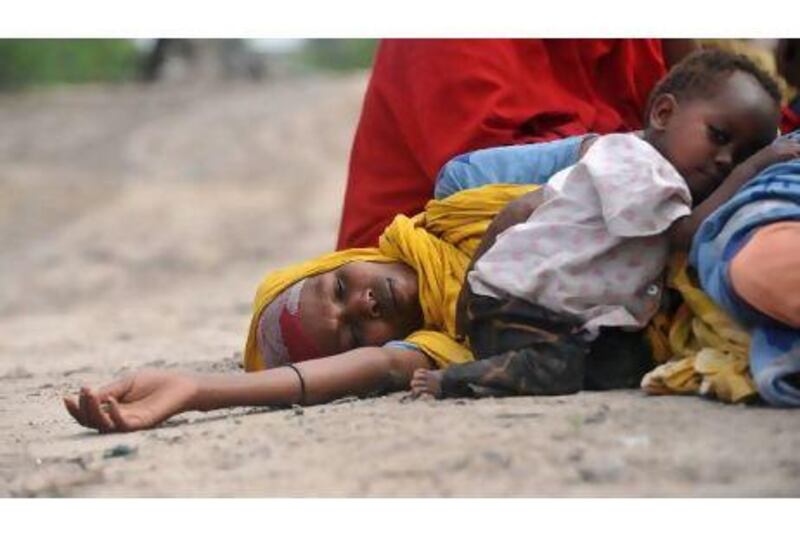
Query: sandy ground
1 74 799 497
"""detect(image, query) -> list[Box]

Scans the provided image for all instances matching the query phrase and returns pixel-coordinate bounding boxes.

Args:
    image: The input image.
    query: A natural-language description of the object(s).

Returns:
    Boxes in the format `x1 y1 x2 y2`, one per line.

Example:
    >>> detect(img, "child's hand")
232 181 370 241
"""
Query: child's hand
63 369 199 433
743 139 800 176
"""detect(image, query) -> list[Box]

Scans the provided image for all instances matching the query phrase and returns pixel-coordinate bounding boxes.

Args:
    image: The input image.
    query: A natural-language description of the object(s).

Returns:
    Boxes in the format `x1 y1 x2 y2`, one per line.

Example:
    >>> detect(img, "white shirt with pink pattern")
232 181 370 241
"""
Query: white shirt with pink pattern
468 133 693 337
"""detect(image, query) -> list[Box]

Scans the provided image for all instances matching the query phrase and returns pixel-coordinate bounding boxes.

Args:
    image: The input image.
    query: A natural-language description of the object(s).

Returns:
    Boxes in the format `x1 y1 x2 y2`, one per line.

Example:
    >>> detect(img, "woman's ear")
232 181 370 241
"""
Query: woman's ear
648 93 678 132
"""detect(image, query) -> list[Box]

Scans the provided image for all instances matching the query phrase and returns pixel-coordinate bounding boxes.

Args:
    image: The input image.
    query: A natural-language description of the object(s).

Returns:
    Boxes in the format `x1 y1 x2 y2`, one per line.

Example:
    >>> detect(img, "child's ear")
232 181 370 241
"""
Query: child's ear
648 93 678 132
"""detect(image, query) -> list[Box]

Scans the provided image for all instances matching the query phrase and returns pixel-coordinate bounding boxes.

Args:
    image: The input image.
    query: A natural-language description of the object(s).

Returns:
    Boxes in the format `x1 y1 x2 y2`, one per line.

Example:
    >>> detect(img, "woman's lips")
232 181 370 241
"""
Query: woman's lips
377 276 399 317
372 276 396 318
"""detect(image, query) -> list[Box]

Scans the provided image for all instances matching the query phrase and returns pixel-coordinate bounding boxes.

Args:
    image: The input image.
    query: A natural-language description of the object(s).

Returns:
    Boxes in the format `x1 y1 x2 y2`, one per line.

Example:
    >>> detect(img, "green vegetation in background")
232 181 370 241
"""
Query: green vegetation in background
295 39 378 71
0 39 140 90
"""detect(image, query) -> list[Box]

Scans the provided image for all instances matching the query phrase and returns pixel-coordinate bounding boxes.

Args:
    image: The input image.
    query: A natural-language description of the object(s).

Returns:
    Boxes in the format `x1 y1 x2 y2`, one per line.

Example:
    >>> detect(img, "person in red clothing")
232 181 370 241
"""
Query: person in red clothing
337 39 697 249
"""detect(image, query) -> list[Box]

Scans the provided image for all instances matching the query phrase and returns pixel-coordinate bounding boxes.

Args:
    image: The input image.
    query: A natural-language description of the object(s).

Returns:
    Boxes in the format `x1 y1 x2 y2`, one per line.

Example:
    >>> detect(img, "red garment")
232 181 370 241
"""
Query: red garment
781 98 800 133
337 39 668 250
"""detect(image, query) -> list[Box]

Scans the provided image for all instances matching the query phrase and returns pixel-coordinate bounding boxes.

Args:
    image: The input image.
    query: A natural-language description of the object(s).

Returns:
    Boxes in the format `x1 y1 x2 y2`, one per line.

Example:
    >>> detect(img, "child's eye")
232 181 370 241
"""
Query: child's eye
707 125 730 145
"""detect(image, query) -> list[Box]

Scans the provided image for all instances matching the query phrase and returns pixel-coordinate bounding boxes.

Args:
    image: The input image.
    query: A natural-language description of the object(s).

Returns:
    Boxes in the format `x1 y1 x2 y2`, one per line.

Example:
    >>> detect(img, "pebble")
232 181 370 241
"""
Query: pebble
103 444 137 459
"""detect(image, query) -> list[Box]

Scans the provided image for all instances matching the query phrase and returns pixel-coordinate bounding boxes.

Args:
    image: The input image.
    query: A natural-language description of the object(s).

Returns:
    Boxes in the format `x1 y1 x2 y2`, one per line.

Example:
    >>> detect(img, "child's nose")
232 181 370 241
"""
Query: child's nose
715 148 734 176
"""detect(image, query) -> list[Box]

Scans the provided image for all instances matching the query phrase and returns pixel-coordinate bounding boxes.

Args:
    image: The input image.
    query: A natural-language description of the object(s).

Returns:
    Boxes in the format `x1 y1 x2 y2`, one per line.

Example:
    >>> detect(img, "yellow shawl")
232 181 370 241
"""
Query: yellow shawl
244 184 539 371
642 255 757 403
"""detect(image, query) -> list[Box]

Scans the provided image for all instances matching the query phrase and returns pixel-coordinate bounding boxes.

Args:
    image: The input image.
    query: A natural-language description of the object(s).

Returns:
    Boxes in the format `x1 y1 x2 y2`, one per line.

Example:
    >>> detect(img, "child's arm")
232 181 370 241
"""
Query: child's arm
64 346 431 432
455 188 546 336
669 139 800 250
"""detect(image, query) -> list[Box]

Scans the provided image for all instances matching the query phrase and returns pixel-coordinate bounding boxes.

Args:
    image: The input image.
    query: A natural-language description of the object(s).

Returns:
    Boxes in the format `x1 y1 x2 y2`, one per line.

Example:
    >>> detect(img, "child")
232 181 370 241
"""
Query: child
411 49 800 399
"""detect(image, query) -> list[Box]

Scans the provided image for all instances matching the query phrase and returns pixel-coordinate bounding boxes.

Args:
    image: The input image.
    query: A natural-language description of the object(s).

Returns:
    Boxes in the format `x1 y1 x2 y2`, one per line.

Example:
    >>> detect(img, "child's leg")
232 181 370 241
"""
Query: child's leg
412 289 589 398
412 330 656 397
584 328 655 390
412 338 589 398
465 289 584 358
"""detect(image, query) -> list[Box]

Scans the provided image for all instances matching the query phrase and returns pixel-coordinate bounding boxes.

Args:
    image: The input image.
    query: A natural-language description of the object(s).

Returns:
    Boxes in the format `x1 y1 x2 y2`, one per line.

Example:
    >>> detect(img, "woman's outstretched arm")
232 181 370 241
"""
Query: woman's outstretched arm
64 347 432 433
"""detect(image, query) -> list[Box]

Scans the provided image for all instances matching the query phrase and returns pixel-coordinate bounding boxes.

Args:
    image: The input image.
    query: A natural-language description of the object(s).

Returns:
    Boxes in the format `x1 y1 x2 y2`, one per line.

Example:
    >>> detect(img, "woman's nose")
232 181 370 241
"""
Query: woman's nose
347 289 380 319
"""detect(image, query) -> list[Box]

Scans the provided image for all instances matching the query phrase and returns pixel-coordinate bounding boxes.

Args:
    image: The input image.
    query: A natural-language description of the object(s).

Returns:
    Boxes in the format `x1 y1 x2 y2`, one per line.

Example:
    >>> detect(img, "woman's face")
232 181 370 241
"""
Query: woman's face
298 261 424 355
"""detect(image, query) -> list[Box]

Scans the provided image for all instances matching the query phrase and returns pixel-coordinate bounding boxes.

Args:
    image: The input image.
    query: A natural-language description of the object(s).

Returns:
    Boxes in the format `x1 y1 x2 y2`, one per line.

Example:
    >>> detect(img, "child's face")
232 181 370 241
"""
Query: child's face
648 71 779 202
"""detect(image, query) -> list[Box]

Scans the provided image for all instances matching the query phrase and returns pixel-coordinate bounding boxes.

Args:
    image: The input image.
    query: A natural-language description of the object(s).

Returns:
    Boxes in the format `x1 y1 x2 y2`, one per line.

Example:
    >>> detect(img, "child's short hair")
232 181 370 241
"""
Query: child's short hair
644 48 781 120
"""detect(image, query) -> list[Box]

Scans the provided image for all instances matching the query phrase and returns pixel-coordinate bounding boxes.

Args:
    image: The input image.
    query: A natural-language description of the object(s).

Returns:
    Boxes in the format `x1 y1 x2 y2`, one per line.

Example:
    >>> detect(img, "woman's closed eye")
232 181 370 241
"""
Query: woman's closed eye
333 275 362 349
335 276 345 300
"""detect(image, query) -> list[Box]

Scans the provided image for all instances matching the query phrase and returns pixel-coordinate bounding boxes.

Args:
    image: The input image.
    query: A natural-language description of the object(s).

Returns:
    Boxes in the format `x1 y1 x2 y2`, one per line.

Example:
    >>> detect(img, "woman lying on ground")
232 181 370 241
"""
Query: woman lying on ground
63 183 543 433
65 39 694 434
64 49 798 433
64 134 800 437
63 127 800 434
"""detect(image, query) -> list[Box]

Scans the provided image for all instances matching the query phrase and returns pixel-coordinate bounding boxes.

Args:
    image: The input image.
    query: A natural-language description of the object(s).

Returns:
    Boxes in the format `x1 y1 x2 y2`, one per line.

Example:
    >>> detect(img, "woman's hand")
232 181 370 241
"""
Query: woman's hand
63 369 200 433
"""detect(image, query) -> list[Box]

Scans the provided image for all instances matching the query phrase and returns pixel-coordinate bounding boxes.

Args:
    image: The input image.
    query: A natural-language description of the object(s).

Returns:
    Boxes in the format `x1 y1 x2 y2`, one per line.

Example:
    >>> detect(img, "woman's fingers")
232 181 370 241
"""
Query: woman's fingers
95 376 133 403
81 387 115 432
63 396 90 428
78 387 93 426
106 397 136 432
65 371 181 432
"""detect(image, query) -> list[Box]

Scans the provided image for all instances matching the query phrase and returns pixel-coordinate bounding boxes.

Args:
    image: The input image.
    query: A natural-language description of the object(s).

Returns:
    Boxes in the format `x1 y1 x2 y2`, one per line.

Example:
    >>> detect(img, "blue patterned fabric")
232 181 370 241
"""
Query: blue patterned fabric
691 130 800 406
434 135 590 199
383 340 422 353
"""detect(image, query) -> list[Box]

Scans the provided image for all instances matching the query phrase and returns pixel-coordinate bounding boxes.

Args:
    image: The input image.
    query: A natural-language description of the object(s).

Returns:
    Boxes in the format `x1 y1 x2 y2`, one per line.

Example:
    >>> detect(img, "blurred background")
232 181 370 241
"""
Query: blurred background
0 39 378 89
0 38 394 495
0 39 380 377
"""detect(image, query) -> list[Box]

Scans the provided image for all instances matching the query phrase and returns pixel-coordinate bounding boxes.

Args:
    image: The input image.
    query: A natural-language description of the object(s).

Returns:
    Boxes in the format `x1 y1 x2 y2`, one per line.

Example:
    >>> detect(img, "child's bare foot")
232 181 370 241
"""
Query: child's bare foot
411 368 444 398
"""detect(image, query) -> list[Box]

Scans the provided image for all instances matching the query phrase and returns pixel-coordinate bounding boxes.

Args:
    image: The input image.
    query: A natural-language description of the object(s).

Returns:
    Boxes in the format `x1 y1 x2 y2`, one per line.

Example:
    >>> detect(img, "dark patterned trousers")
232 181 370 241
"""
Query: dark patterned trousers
441 288 655 398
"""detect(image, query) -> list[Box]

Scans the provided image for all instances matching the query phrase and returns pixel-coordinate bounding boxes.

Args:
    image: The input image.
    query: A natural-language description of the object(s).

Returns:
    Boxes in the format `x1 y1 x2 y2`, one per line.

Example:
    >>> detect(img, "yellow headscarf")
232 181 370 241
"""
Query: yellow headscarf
244 184 539 371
